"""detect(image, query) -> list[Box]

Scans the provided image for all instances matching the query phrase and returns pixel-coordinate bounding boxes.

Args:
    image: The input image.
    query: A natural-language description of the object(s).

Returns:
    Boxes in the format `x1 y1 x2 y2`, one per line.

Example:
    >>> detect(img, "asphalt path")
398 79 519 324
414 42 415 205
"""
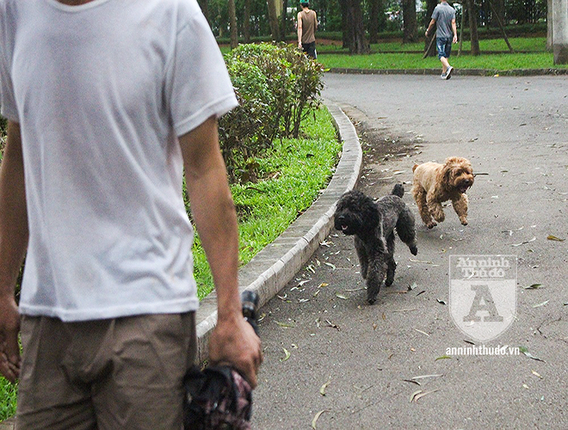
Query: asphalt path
252 73 568 429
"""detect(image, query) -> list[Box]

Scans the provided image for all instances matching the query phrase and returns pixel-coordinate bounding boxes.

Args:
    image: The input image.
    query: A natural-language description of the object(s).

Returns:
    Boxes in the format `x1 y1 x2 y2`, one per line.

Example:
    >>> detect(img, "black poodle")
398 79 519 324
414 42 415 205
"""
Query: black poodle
334 184 418 304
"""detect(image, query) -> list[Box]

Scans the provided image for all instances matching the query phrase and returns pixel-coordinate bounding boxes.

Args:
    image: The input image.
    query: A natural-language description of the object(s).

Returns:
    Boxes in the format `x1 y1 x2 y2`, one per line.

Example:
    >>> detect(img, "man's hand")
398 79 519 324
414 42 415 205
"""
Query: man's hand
298 41 302 49
453 35 458 43
208 311 262 388
0 295 21 383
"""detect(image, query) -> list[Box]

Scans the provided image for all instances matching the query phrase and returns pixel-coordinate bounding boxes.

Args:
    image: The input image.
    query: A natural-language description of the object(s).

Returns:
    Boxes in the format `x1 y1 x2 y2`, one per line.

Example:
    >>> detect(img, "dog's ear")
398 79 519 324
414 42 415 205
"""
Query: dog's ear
439 159 454 186
361 195 380 229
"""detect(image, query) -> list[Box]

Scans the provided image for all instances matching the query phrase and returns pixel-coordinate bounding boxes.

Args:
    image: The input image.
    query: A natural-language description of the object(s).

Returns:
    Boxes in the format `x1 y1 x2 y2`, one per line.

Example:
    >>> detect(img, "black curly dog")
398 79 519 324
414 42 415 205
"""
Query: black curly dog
334 184 418 304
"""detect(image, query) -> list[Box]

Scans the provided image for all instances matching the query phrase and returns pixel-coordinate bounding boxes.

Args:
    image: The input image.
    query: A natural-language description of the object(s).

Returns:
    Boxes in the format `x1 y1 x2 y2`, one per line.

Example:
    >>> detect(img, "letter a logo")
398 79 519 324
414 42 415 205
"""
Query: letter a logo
449 255 516 342
463 284 504 323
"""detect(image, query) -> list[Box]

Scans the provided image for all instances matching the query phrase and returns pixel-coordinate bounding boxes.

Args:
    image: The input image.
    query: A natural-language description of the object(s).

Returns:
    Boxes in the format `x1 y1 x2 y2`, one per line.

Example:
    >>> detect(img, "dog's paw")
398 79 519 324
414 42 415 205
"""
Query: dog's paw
427 222 437 229
460 218 468 226
367 297 377 305
410 245 418 256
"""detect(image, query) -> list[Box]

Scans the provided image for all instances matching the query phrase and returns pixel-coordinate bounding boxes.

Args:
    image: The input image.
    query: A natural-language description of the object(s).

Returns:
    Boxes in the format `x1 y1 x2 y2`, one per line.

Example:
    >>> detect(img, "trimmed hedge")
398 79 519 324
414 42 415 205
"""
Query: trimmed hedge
219 43 325 183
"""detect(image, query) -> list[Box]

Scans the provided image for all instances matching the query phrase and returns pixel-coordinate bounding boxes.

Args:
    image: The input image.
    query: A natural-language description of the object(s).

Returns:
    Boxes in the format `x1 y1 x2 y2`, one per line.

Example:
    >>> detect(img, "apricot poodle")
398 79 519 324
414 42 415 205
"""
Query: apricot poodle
412 156 474 229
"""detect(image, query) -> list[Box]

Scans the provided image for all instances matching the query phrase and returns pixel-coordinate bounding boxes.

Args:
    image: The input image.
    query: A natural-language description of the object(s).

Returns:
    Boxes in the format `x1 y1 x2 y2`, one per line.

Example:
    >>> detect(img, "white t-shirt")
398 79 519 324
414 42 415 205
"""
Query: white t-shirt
0 0 238 321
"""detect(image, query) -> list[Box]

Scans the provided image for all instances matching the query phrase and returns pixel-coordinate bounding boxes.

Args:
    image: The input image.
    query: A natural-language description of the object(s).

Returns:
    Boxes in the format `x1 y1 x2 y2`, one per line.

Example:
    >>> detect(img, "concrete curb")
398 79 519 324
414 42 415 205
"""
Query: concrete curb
328 67 568 76
194 101 362 363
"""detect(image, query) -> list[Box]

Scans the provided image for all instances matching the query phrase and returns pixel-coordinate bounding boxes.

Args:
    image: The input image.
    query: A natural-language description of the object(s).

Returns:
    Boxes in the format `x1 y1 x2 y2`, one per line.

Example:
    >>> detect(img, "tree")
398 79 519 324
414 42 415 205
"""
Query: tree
342 0 371 54
423 0 438 57
465 0 480 55
368 0 381 44
267 0 282 41
280 0 289 41
197 0 210 24
402 0 418 42
244 0 252 43
229 0 238 48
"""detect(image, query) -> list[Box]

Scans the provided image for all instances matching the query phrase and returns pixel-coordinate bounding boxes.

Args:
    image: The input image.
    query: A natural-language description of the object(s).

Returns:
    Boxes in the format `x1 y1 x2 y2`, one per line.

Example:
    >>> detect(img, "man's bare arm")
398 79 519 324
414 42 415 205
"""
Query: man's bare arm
452 18 458 42
425 18 436 37
0 121 27 383
297 12 303 48
179 116 262 387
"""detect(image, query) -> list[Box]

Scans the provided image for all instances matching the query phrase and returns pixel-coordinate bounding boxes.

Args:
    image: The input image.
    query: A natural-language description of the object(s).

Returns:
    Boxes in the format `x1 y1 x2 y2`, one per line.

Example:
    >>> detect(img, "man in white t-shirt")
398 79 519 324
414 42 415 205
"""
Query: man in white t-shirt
0 0 261 428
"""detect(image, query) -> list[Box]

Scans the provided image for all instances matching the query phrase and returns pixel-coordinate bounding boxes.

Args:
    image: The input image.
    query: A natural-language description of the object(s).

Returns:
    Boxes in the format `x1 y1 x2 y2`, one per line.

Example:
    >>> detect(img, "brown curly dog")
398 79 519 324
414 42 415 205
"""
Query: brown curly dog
412 156 474 229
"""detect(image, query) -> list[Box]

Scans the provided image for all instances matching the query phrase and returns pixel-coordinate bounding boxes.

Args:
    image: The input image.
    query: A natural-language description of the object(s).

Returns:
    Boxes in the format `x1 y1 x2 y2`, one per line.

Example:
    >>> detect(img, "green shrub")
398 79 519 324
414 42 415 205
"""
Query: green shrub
219 43 325 182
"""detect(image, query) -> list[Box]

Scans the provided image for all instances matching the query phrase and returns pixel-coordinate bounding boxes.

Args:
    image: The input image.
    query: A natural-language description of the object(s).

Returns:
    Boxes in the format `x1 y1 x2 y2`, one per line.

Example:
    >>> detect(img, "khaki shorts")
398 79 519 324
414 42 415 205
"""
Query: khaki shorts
16 312 196 430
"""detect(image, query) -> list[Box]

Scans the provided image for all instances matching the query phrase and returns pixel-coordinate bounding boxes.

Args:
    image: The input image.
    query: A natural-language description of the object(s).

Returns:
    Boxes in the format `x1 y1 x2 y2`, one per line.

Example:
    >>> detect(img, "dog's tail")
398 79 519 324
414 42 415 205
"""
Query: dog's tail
391 183 404 198
412 164 419 172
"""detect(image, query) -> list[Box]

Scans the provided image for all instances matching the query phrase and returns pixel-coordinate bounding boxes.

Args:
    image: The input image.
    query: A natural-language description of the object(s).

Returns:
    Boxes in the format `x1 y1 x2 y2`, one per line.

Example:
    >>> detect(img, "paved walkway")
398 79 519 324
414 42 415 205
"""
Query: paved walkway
251 73 568 429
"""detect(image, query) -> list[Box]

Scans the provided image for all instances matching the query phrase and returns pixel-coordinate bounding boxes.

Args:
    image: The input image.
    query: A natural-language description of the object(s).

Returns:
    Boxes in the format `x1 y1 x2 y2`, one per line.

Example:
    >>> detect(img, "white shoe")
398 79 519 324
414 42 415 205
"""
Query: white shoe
441 73 447 79
446 66 454 79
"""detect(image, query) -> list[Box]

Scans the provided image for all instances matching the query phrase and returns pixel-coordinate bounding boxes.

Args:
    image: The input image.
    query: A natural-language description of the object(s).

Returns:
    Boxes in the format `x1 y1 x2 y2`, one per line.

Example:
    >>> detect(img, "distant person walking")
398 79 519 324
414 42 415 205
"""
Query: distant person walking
297 2 318 59
426 0 458 79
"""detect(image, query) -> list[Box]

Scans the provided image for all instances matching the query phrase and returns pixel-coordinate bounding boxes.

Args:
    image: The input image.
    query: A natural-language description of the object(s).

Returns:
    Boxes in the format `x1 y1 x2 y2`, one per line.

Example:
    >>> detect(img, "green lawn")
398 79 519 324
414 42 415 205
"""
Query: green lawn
316 36 548 53
316 37 565 71
318 51 563 71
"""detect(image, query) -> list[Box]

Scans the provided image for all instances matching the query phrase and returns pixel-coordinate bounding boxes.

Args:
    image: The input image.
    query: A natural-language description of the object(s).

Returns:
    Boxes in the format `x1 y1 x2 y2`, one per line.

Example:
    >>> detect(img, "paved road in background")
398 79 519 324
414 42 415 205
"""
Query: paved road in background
252 74 568 429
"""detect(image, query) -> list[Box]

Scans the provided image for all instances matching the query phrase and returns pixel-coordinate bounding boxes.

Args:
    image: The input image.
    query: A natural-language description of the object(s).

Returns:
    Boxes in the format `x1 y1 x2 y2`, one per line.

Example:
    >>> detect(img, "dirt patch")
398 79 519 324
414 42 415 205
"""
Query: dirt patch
338 104 422 196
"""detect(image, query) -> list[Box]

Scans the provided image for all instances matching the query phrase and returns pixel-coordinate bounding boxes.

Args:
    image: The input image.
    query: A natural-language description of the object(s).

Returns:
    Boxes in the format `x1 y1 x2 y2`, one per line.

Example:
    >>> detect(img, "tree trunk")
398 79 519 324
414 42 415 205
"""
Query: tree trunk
547 0 553 51
368 0 380 44
244 0 252 43
466 0 480 55
197 0 210 25
228 0 238 49
402 0 418 43
280 0 289 42
339 0 350 48
343 0 370 54
424 0 438 56
267 0 281 41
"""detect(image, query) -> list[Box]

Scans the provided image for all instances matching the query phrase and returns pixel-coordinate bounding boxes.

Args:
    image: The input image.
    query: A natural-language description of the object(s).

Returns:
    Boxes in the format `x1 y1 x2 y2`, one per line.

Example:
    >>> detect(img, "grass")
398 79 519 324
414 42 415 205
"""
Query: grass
191 106 341 298
319 51 563 71
316 36 549 53
316 36 568 71
0 381 17 422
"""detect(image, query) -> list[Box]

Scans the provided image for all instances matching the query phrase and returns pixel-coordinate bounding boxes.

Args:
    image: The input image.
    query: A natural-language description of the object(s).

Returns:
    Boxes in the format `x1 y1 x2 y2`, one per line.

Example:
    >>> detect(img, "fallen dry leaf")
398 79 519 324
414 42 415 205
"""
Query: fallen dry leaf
414 328 430 337
275 321 296 328
311 410 328 429
280 347 291 362
413 389 440 402
320 379 331 396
